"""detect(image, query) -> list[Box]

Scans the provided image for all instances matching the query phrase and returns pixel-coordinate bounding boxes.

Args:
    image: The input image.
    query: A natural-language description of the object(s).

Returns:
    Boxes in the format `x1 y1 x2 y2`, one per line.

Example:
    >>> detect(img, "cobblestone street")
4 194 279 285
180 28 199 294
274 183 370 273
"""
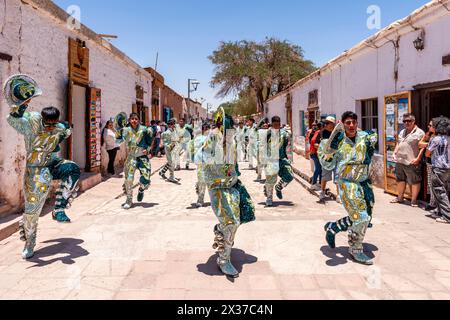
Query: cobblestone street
0 156 450 300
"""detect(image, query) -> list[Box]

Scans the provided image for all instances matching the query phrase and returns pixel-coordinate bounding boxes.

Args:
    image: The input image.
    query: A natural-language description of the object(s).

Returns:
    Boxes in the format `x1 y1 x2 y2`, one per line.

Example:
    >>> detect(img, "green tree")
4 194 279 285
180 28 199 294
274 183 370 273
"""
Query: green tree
209 38 316 113
216 88 257 118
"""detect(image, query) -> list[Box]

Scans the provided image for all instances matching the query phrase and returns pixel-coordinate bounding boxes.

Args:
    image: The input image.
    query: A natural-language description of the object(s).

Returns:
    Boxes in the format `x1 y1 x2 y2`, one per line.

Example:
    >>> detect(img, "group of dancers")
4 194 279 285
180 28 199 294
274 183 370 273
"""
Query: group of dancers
3 73 377 277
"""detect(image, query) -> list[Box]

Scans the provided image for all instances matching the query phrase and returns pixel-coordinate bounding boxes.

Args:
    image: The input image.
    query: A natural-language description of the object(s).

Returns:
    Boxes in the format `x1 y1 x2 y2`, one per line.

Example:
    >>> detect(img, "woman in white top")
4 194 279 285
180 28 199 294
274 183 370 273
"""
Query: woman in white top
102 121 120 175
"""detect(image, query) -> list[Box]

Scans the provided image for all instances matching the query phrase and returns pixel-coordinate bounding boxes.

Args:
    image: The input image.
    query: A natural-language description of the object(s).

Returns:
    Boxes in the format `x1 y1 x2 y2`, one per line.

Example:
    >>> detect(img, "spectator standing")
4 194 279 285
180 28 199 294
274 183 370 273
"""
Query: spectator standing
426 116 450 224
102 120 120 176
392 113 425 207
316 116 340 203
310 122 323 190
419 120 437 211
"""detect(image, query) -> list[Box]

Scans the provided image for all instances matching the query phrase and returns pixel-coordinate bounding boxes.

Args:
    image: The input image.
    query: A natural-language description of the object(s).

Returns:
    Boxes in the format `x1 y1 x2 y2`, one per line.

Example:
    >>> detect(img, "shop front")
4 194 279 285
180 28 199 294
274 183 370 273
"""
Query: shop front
67 38 102 173
383 84 450 202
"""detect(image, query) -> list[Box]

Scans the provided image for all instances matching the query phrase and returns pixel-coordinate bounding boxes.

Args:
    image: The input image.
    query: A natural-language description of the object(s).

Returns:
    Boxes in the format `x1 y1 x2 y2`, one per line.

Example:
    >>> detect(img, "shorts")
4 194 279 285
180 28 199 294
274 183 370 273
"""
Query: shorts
395 162 422 185
322 168 338 184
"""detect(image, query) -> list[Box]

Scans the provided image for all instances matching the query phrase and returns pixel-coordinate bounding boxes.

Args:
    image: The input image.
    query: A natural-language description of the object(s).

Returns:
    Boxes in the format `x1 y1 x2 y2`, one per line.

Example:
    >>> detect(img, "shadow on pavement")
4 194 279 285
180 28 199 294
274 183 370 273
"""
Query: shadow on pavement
320 243 378 267
132 203 159 209
196 248 258 278
186 203 211 210
258 201 295 207
26 238 89 268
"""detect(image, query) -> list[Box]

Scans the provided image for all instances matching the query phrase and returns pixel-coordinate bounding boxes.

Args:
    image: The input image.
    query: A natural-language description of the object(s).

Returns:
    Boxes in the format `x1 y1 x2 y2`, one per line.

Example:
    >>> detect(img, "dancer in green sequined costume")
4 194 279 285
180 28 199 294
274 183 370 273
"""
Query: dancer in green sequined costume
115 113 154 209
160 119 181 183
259 116 294 207
191 121 210 207
319 111 378 265
175 118 193 170
199 108 255 278
4 74 81 259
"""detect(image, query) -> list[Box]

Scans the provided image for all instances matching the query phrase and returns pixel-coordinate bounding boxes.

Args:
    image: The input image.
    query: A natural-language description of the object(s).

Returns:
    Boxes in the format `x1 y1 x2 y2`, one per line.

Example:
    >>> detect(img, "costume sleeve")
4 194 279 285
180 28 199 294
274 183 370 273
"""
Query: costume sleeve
285 130 293 164
321 122 345 156
54 121 73 143
6 104 32 136
115 127 127 144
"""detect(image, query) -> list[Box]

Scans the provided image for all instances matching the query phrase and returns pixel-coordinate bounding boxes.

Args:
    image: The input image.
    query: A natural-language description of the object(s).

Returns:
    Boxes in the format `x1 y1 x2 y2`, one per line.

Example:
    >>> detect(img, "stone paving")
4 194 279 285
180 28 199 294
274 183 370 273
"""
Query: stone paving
1 156 450 300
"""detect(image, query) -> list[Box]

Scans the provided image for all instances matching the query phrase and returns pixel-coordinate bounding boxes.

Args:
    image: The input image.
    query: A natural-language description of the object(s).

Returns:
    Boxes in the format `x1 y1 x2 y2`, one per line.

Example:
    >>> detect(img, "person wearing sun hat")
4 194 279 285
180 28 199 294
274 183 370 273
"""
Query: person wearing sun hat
4 74 81 259
199 107 255 278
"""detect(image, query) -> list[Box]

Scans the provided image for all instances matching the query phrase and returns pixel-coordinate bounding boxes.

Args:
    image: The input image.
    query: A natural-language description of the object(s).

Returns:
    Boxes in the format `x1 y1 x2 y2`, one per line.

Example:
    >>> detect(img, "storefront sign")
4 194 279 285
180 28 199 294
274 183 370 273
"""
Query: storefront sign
88 88 102 169
69 38 89 85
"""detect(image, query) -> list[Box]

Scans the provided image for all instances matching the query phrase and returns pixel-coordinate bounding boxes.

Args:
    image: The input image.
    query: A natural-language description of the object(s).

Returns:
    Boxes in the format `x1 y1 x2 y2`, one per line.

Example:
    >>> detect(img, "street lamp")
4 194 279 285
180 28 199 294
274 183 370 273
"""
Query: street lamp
188 79 200 121
206 103 212 120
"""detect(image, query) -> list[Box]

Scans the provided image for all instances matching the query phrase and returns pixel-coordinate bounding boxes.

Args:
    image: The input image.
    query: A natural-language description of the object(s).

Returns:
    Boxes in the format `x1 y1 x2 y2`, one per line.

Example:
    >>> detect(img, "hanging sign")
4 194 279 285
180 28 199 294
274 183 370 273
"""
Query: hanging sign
88 88 102 169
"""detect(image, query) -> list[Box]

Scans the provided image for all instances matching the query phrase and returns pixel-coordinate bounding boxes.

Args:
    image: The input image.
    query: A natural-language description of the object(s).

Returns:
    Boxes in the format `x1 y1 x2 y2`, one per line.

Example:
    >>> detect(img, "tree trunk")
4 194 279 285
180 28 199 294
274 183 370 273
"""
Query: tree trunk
255 89 265 114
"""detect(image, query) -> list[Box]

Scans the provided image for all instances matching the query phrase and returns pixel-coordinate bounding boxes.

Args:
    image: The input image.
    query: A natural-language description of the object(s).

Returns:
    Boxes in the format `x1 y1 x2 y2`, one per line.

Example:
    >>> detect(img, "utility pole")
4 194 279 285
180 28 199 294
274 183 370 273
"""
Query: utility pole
187 79 199 122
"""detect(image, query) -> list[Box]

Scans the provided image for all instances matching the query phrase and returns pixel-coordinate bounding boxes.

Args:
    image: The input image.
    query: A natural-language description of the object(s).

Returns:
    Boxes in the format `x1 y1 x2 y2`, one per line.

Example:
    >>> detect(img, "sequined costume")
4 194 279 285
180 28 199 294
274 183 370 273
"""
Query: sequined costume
7 105 80 259
259 127 294 206
200 110 255 277
235 126 247 162
247 124 258 169
175 123 192 169
160 126 180 182
116 124 154 209
319 122 378 265
192 133 208 207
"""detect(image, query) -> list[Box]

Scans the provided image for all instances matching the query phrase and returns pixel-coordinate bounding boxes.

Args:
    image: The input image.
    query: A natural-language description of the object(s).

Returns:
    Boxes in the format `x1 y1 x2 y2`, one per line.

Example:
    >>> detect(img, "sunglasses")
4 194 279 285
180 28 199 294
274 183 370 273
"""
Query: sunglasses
42 120 58 128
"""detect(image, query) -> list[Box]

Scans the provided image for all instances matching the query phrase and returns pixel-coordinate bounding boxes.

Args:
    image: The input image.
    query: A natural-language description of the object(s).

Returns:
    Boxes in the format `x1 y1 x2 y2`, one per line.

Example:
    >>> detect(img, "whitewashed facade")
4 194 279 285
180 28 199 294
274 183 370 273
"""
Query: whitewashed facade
265 0 450 187
0 0 153 207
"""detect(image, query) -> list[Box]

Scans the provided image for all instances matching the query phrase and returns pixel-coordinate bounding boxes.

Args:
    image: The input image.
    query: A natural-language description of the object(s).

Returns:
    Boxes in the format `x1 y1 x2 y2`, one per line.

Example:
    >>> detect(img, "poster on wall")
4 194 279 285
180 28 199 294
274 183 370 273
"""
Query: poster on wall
386 104 395 115
386 114 396 142
386 161 396 176
88 88 102 170
384 91 411 196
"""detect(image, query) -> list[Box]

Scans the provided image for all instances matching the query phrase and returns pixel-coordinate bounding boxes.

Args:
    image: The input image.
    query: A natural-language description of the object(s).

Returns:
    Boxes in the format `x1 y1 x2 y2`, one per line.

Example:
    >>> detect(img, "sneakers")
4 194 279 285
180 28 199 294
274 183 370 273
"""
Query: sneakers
349 251 374 265
159 171 167 180
311 184 321 191
121 199 132 210
185 164 190 170
193 201 204 208
167 177 179 183
266 198 273 207
436 217 450 224
22 245 35 260
319 191 326 201
52 211 71 223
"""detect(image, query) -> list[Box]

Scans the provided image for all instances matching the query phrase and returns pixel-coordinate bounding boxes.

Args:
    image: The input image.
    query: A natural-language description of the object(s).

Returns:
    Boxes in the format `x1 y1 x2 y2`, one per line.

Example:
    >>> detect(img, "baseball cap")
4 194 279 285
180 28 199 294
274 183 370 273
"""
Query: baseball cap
325 116 336 124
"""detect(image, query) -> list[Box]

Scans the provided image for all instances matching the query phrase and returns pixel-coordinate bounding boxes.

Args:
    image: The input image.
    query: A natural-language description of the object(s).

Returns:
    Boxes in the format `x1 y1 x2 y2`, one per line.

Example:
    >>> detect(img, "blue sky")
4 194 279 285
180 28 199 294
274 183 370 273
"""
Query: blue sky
53 0 430 110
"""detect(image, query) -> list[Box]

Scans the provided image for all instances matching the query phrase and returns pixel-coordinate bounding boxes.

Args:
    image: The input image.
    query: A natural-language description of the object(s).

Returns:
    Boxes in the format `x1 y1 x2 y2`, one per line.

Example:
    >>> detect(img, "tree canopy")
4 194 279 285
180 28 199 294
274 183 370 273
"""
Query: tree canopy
209 38 316 114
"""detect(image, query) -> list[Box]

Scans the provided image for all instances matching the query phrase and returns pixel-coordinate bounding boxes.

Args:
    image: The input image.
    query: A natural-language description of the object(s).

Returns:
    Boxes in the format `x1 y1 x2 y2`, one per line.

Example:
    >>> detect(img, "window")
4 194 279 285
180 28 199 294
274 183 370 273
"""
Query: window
361 99 378 132
361 98 379 151
308 90 318 107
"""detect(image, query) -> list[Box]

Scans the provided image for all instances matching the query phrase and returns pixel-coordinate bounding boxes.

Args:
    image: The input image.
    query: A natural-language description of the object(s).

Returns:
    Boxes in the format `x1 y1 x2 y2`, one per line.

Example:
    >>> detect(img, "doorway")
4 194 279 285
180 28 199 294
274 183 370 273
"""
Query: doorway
428 89 450 119
72 84 87 170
